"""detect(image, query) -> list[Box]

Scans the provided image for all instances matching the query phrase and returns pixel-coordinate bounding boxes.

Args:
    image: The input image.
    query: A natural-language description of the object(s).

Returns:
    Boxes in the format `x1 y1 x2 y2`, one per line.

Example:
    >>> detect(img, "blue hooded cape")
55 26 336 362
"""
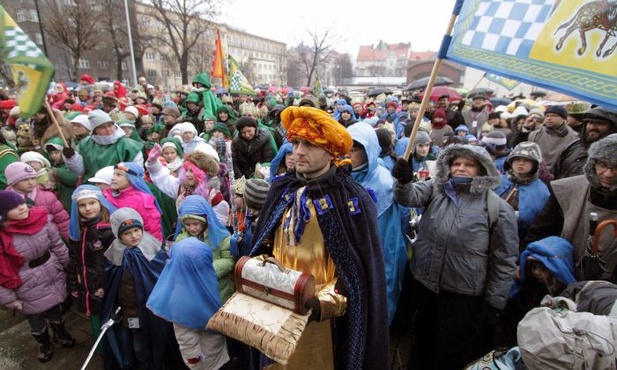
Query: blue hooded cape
147 237 221 331
269 141 293 180
347 121 407 325
174 195 230 248
69 184 117 241
519 236 577 286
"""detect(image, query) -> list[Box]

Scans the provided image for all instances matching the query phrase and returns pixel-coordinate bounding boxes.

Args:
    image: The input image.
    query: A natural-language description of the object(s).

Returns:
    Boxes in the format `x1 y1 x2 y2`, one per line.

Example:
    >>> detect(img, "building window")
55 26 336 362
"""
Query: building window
78 58 90 69
139 15 150 25
145 52 156 61
29 9 39 22
16 9 26 22
147 69 157 77
174 71 181 78
121 62 127 71
162 70 169 77
98 61 109 69
35 33 43 45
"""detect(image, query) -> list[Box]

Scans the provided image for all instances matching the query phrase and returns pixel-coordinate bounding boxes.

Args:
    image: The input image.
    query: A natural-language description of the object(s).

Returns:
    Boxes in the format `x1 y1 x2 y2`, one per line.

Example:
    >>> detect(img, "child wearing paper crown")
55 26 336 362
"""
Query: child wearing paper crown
101 207 183 370
0 190 75 362
66 185 117 342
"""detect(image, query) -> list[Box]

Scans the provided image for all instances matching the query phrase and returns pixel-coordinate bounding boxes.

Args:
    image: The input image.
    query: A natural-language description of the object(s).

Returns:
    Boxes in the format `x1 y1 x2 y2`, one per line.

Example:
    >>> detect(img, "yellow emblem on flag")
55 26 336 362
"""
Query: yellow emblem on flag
1 7 54 118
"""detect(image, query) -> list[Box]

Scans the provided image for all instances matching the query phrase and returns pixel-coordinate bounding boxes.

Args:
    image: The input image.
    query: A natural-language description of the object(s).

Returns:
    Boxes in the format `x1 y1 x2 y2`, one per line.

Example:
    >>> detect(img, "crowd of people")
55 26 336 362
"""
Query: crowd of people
0 71 615 370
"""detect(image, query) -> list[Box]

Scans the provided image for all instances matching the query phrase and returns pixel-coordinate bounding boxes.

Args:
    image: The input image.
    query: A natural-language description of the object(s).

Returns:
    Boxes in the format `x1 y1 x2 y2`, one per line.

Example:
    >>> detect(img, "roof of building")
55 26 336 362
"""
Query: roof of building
356 41 411 62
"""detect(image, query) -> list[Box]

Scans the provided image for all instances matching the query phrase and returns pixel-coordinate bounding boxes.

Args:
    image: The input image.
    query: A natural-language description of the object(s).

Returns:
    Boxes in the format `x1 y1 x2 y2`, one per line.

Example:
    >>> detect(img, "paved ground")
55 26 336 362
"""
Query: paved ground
0 306 411 370
0 308 103 370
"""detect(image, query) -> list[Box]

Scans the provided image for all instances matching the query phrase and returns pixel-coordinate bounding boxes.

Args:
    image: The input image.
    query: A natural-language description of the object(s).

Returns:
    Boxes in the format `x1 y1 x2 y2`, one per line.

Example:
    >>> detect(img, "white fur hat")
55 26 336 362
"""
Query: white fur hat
20 151 51 168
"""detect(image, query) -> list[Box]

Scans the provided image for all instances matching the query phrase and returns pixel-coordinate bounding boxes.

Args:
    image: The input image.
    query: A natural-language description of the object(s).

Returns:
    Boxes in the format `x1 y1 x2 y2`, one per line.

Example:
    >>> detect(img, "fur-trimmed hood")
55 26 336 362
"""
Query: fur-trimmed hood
434 144 501 194
185 150 219 176
40 109 74 146
584 134 617 192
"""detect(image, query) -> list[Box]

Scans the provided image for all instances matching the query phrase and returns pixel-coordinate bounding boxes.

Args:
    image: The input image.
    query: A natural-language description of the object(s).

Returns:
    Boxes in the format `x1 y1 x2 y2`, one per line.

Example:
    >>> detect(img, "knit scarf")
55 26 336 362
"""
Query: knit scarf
0 207 48 288
545 122 569 137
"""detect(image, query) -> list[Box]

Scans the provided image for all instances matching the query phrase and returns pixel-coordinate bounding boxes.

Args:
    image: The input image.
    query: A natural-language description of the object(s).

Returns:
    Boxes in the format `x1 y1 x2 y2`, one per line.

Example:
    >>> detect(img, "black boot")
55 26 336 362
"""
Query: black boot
32 327 54 362
49 320 76 348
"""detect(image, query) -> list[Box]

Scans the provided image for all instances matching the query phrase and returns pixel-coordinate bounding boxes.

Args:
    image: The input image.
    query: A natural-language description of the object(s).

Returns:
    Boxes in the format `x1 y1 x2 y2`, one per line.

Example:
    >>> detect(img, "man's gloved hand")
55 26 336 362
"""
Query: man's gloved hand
62 146 75 158
147 143 162 164
391 158 413 184
305 297 321 323
478 303 502 326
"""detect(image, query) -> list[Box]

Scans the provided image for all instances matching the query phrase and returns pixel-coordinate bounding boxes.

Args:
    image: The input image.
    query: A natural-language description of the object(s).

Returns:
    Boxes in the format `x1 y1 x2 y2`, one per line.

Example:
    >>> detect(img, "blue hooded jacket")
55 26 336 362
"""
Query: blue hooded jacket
347 121 407 324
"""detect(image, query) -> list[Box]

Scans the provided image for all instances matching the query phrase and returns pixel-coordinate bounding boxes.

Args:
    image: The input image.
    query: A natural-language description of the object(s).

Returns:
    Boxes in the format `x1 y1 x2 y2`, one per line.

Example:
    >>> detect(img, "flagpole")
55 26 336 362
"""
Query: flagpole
403 0 464 161
124 0 137 87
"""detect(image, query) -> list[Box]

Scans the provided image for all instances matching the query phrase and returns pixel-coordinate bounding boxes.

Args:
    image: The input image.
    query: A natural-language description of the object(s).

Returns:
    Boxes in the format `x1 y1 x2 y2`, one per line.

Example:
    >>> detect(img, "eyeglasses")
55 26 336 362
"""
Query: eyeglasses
596 160 617 173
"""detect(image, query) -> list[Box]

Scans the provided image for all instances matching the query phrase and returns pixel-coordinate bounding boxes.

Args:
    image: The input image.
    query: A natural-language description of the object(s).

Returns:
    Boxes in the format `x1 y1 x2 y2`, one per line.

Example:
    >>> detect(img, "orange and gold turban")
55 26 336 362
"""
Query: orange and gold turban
282 106 352 162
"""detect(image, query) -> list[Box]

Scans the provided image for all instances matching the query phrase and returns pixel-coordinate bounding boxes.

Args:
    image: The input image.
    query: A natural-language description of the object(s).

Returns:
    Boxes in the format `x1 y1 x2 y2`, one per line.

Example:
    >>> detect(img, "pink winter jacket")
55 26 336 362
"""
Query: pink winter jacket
6 186 70 241
103 186 163 241
0 218 69 315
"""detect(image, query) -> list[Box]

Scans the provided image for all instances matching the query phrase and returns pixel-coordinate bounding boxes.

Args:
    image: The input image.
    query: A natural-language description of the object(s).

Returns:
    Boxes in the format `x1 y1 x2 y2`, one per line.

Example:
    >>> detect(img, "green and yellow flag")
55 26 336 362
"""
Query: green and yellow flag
312 76 322 97
0 6 54 118
227 55 255 96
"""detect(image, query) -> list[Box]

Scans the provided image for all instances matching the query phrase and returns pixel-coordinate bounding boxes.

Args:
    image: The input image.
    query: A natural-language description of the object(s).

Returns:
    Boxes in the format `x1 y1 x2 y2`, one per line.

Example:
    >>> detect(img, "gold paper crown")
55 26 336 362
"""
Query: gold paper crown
233 176 246 195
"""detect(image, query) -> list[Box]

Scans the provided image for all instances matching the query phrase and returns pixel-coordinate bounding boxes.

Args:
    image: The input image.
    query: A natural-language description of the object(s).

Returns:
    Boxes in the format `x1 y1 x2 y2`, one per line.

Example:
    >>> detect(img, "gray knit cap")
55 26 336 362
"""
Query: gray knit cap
244 178 271 210
413 130 431 146
505 141 542 173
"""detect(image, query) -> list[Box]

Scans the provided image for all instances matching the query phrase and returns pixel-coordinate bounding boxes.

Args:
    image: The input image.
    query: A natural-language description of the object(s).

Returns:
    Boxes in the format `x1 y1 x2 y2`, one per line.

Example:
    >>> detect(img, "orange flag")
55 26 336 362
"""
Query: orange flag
211 29 228 88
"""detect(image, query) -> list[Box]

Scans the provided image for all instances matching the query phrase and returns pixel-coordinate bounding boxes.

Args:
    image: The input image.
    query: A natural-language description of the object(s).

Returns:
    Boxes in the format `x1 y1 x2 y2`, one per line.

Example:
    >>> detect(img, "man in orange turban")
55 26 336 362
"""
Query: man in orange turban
249 106 389 369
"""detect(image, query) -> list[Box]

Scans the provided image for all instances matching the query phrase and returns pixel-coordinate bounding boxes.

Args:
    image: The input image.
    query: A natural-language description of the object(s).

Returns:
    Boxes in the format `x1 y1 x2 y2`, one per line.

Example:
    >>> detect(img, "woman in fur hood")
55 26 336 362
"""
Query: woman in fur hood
391 144 519 370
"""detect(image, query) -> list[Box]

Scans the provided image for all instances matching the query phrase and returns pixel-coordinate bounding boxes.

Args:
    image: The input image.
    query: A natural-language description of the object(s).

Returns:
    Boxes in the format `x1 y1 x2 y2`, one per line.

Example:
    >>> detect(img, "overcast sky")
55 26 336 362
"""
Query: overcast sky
219 0 456 58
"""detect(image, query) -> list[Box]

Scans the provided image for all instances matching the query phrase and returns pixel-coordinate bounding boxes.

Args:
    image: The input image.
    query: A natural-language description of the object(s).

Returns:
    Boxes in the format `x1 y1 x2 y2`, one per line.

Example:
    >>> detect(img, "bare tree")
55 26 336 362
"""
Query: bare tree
99 0 133 81
40 0 102 82
288 27 340 88
143 0 220 85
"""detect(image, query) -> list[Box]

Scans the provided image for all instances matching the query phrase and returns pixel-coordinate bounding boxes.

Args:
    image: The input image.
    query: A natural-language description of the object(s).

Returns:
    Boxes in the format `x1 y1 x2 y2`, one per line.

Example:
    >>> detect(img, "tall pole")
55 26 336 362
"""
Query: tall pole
33 0 48 57
123 0 137 87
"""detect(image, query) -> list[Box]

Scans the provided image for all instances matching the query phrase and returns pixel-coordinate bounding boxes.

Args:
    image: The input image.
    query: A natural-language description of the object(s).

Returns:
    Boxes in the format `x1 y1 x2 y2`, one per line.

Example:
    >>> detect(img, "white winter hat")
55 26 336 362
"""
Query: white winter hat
193 142 220 162
123 106 139 118
70 114 91 132
20 151 51 168
88 165 114 185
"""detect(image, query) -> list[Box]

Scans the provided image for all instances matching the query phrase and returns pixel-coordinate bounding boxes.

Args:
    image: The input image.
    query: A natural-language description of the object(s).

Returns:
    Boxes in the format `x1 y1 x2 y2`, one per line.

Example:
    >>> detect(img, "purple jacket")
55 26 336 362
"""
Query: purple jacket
0 218 69 315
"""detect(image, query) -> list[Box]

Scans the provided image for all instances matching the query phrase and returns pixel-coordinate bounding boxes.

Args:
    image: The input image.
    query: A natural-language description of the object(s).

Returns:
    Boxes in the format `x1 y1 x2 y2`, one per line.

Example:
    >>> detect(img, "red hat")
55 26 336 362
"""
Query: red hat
432 108 447 120
71 103 85 113
135 104 150 117
0 100 17 110
386 101 398 109
103 91 118 101
80 73 95 85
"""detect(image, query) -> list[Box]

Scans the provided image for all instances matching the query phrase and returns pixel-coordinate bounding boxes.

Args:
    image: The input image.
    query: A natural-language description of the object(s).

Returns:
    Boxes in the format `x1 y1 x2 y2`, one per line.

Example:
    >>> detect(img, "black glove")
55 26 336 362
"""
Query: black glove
305 297 321 323
62 146 75 158
391 158 413 184
478 303 502 326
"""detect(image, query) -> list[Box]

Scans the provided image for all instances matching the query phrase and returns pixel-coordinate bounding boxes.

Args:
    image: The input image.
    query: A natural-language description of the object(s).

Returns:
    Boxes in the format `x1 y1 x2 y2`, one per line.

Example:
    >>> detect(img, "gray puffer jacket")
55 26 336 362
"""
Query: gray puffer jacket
394 144 518 309
0 217 69 315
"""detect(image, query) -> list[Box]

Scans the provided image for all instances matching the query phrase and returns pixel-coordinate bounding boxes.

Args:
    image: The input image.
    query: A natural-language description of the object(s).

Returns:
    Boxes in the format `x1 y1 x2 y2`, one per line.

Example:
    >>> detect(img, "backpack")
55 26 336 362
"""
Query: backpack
517 304 617 370
487 189 500 229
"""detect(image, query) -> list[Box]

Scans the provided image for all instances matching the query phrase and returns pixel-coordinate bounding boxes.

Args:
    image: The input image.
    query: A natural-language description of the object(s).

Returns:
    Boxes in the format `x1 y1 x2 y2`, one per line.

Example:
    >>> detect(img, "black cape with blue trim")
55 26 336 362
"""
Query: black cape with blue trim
250 165 389 370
